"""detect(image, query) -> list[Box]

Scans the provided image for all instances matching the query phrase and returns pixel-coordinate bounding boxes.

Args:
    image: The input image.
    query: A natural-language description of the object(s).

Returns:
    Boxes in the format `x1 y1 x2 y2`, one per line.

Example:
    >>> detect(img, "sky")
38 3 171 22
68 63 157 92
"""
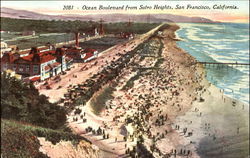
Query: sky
1 1 249 23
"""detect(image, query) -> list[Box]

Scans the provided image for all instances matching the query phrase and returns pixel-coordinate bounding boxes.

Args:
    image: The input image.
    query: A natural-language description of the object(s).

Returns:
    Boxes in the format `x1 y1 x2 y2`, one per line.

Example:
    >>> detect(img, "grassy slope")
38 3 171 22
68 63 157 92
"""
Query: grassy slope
89 86 115 115
1 119 92 158
1 73 94 158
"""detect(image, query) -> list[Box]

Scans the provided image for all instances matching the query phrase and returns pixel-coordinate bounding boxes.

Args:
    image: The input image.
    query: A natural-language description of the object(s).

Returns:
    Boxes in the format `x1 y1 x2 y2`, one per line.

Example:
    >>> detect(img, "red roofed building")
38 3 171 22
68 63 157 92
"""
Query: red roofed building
82 48 98 62
16 46 52 58
29 76 40 83
83 48 96 53
65 47 83 61
1 47 73 81
65 47 98 62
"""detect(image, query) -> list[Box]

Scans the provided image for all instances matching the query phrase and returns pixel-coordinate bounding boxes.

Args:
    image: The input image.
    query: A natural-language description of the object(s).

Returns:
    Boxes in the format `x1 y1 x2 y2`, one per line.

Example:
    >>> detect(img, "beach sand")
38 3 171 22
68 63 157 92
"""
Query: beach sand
39 23 249 158
173 80 249 158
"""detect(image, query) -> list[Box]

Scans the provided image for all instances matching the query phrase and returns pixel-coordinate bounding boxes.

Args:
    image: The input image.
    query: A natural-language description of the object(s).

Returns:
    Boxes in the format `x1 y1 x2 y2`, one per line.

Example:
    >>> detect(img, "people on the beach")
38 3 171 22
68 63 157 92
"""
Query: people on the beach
64 25 207 156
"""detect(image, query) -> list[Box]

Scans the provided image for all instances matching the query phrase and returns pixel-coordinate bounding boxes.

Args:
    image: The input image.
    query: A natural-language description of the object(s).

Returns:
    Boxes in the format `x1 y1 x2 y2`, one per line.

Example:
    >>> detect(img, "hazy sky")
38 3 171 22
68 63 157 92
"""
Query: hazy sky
1 1 249 23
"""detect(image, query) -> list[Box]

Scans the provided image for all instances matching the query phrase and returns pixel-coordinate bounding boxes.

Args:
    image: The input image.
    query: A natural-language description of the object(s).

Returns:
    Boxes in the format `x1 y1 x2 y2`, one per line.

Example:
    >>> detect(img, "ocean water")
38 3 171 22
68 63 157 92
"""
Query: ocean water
176 23 249 104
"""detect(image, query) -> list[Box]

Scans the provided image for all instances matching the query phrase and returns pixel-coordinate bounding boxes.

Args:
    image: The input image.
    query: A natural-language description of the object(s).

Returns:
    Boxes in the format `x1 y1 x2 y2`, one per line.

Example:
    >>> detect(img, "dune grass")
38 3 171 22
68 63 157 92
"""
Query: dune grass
89 86 115 115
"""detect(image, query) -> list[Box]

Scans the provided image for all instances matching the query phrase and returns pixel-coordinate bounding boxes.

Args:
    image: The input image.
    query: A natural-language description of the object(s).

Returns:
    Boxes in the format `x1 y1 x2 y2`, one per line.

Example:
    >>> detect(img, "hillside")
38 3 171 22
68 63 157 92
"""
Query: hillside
1 72 66 129
1 73 99 158
1 7 218 23
1 119 99 158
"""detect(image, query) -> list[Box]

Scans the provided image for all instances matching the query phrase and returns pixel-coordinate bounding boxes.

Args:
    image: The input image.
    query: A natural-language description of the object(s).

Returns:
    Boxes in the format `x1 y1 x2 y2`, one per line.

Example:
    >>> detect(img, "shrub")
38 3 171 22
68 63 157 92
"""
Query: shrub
89 86 114 115
1 72 67 129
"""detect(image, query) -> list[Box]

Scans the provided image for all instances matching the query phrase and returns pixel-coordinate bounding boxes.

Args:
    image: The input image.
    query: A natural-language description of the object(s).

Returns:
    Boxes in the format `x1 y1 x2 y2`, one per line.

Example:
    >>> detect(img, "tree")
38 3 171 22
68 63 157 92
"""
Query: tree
1 72 66 129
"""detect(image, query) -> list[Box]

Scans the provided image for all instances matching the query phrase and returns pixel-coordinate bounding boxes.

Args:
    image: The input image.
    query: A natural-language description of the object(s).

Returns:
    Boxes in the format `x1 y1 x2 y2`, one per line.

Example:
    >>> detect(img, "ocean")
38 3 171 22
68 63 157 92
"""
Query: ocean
176 23 249 104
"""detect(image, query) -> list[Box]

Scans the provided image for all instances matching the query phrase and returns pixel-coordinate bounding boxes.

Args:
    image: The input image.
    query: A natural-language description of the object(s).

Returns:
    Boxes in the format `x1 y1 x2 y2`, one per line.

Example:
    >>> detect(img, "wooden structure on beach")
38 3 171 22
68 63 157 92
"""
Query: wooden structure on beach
197 62 250 67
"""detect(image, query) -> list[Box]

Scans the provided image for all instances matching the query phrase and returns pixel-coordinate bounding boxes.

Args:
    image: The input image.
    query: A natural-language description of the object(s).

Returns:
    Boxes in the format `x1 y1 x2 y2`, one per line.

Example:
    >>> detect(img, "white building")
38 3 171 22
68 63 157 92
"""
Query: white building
0 42 12 58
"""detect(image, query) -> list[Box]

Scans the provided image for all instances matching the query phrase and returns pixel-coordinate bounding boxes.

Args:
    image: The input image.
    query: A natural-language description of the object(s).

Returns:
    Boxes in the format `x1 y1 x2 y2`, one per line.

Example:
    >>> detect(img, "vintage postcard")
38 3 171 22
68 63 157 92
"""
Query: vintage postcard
1 0 249 158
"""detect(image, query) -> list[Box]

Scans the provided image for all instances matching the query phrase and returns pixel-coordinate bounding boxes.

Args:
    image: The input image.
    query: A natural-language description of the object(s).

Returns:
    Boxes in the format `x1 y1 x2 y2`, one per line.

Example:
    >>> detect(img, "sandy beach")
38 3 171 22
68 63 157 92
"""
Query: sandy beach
39 23 249 158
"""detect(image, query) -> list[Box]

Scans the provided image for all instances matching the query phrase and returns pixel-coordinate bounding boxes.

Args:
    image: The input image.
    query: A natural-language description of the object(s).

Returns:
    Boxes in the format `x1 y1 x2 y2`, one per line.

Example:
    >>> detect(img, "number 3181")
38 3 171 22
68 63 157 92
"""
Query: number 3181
63 5 74 10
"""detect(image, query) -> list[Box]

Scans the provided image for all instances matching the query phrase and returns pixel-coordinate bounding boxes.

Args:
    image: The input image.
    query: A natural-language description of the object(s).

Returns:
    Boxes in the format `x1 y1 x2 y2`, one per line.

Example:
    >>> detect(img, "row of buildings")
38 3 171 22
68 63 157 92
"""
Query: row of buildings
1 20 133 83
1 27 100 83
1 45 98 82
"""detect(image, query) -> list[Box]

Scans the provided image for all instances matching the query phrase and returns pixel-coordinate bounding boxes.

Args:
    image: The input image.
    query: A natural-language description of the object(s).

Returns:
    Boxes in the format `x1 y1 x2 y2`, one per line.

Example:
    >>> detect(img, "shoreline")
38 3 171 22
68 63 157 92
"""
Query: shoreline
174 25 249 108
173 78 249 158
69 23 249 157
171 25 249 158
174 22 249 105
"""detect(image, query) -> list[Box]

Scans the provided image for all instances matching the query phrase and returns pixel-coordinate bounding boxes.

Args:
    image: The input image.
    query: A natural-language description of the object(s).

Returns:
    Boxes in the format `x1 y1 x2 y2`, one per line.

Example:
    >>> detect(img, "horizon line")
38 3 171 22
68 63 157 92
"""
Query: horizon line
1 6 249 23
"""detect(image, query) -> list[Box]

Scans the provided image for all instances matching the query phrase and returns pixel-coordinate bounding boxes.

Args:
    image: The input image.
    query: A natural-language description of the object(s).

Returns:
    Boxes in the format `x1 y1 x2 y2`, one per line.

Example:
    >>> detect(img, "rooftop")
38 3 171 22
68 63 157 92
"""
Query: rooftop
22 51 57 64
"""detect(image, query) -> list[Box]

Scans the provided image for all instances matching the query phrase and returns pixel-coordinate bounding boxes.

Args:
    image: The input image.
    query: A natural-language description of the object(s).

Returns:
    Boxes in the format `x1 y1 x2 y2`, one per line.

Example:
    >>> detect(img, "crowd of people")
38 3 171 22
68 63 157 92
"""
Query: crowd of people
67 24 209 157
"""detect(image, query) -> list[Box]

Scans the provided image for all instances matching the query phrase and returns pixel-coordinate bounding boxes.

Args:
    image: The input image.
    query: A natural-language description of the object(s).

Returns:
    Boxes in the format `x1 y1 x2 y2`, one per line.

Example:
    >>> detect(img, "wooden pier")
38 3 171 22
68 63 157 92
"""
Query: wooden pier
197 62 250 67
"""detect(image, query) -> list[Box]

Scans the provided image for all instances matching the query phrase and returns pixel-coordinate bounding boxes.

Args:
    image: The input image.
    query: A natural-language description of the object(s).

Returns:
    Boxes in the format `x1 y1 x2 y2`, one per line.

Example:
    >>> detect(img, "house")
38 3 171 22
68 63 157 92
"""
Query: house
82 48 98 62
1 47 73 81
0 41 12 57
17 46 52 57
65 47 83 61
65 47 98 62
